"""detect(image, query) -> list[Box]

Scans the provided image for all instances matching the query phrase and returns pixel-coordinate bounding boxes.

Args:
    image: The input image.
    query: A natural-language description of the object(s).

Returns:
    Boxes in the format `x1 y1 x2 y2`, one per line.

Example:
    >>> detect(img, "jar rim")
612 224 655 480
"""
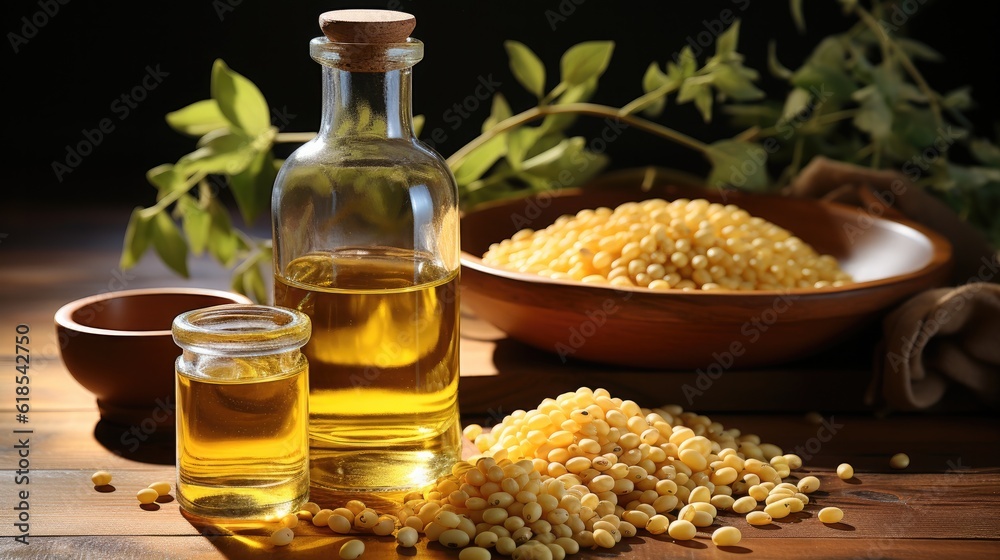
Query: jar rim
172 304 311 357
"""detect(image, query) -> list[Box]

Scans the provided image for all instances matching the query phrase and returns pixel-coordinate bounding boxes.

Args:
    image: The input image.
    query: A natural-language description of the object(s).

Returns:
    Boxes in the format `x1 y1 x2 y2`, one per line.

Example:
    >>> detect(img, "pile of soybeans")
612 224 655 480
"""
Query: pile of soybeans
482 198 853 291
405 387 845 557
275 387 851 558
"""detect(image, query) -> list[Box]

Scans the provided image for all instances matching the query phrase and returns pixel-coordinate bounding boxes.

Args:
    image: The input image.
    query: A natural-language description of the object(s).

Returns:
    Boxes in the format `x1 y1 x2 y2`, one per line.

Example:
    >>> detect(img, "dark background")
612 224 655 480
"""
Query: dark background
5 0 998 216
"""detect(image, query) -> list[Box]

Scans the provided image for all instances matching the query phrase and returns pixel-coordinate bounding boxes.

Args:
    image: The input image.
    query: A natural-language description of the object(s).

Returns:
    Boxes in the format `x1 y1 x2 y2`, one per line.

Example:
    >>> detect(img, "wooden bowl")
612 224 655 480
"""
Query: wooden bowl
55 288 252 428
460 170 952 369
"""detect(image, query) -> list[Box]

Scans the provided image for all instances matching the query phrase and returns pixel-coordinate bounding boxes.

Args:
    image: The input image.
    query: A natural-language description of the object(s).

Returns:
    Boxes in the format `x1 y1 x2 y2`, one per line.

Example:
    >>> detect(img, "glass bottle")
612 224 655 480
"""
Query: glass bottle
172 304 311 520
271 10 461 493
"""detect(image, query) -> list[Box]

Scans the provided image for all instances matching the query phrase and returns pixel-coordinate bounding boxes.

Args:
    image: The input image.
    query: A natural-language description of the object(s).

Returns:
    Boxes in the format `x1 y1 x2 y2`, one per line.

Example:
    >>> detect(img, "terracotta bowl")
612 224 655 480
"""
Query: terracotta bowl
460 170 952 369
55 288 252 427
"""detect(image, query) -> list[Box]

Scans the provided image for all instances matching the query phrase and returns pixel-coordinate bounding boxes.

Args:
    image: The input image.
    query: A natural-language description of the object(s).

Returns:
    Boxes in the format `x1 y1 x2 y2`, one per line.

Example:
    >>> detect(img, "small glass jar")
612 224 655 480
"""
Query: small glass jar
172 304 311 520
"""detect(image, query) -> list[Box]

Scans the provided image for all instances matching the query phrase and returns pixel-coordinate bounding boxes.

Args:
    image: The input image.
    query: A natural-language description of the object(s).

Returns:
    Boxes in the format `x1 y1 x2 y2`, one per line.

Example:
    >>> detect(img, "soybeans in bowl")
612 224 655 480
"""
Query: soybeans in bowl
459 175 951 368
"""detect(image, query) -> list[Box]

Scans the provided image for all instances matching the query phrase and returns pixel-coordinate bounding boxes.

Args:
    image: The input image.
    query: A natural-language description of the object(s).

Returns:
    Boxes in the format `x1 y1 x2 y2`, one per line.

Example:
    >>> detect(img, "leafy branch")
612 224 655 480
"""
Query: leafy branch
728 0 999 243
122 22 769 299
121 0 1000 300
450 23 772 208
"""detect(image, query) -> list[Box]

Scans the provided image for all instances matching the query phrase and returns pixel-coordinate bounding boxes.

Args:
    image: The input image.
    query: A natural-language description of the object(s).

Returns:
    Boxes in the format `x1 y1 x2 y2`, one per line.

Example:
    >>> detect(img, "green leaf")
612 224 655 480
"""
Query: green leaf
970 139 1000 167
206 200 239 267
781 88 813 122
521 137 608 186
120 207 153 269
483 93 513 132
947 164 1000 188
711 65 764 101
869 65 924 104
453 134 507 186
791 38 857 101
642 64 668 90
229 149 277 224
889 108 937 154
677 46 698 79
540 77 598 134
705 140 770 191
166 100 229 137
178 195 211 256
560 79 599 105
211 59 271 136
560 41 615 87
852 86 892 140
809 36 849 66
694 88 713 123
504 41 546 98
524 133 566 160
177 130 256 175
456 96 517 182
641 63 671 117
677 77 714 122
790 0 806 32
507 127 541 169
792 65 856 102
715 20 741 57
146 164 190 200
151 211 189 278
896 38 943 62
233 260 268 304
767 41 793 80
942 87 973 111
413 114 425 137
722 103 783 128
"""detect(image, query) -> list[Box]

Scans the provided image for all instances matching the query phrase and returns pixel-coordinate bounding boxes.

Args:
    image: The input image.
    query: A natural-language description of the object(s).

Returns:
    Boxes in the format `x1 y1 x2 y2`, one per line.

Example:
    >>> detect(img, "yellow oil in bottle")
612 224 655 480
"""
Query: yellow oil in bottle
176 356 309 519
274 248 461 492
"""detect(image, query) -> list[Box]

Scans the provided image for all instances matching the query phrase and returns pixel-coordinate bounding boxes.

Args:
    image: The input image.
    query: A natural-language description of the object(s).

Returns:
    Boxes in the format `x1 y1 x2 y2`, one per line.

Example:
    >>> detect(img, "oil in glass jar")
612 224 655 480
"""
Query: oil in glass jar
172 304 311 519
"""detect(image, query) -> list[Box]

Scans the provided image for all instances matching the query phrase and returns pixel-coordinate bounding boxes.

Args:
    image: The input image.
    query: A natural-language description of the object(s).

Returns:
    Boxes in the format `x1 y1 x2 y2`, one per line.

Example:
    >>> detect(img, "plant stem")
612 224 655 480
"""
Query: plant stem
234 229 258 253
851 3 944 128
732 126 762 143
813 109 859 126
139 171 206 219
232 247 263 277
855 142 875 161
752 108 857 139
787 134 807 184
618 81 679 116
275 132 318 143
446 103 712 169
539 82 569 106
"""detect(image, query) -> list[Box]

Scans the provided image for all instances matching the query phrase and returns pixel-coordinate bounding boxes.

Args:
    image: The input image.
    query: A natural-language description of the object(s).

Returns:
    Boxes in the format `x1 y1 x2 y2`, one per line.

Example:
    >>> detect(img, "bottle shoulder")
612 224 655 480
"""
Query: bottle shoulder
275 137 457 200
284 137 450 170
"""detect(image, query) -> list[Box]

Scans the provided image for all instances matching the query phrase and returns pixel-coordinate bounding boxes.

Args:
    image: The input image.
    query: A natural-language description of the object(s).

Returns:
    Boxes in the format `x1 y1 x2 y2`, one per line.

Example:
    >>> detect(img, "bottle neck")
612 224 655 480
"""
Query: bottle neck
319 66 414 139
309 37 423 140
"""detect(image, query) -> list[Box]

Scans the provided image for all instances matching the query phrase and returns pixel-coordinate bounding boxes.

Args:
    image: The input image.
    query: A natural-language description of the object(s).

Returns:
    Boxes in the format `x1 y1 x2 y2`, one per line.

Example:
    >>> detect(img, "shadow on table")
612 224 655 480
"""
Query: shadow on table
182 508 400 558
93 418 174 464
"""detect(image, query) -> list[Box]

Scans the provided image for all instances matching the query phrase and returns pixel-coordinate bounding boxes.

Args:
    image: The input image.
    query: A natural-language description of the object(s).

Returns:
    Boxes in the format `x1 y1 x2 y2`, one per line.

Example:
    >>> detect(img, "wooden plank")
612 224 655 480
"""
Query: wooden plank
0 411 175 468
0 535 997 560
3 467 998 540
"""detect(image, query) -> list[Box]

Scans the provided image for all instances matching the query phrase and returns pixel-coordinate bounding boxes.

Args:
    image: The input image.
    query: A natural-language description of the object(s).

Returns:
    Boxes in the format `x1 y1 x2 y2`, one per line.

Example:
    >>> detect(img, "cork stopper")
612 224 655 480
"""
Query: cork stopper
319 9 415 44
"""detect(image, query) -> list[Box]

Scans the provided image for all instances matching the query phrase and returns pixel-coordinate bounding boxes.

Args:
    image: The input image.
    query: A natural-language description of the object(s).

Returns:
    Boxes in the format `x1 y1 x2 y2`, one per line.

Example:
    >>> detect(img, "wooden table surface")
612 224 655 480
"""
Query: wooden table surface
1 206 998 559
